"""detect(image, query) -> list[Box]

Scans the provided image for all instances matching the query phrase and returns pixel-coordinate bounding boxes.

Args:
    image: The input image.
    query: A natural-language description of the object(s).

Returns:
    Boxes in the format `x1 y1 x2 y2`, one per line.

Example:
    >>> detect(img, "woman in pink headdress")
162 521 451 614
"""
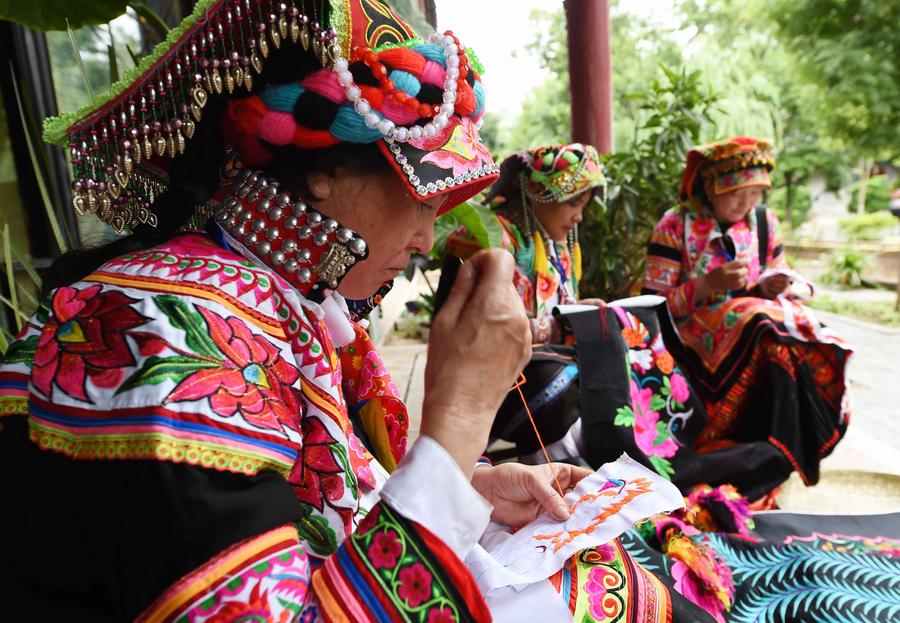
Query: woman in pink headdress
643 137 853 499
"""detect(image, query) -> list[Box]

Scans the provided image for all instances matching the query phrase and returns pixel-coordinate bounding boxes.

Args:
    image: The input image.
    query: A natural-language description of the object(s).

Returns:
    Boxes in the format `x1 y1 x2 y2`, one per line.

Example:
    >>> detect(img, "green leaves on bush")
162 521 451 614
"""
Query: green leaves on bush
580 66 719 299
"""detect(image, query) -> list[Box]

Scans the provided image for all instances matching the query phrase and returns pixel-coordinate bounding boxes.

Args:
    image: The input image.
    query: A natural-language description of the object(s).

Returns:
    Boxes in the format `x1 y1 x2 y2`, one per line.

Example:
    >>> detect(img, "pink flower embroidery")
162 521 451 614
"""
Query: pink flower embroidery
630 380 678 459
584 566 623 620
670 373 691 404
356 464 375 489
397 563 433 607
165 307 301 433
33 285 149 402
369 530 403 569
416 117 492 177
672 561 727 623
427 606 456 623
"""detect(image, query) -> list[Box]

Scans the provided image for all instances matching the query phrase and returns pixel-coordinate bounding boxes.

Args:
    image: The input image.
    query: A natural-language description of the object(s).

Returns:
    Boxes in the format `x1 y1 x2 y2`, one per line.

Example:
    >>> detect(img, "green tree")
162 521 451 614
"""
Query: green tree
678 0 852 229
769 0 900 213
582 67 719 298
500 3 682 154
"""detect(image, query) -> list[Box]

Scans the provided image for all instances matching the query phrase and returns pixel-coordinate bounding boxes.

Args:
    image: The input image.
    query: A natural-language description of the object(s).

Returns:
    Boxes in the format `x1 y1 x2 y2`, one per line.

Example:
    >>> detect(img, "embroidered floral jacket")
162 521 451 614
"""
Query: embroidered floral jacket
0 234 490 622
446 213 577 344
642 205 787 318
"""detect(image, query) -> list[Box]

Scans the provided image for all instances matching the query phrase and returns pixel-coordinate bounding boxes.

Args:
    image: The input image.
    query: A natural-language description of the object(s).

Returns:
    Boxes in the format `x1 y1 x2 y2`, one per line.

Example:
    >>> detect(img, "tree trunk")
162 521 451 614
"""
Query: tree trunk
857 158 871 215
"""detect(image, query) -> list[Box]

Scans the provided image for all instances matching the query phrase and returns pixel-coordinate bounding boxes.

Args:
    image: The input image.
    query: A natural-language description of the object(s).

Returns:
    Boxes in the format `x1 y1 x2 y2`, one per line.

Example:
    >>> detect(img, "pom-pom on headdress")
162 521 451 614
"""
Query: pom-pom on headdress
523 143 606 204
43 0 498 233
679 136 776 212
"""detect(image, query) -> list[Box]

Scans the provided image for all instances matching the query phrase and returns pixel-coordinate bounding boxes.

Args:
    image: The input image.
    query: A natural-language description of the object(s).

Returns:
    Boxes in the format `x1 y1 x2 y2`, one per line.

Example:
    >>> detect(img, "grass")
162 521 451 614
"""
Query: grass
808 295 900 327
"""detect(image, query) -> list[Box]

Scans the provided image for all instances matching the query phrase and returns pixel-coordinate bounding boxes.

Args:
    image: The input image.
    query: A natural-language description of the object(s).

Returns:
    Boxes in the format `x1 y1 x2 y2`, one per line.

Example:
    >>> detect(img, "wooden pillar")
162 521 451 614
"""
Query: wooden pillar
564 0 613 153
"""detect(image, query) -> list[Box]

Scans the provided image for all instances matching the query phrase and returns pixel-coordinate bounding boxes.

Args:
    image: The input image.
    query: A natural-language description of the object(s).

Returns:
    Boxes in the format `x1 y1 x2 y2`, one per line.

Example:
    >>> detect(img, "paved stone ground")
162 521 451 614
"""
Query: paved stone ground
380 303 900 478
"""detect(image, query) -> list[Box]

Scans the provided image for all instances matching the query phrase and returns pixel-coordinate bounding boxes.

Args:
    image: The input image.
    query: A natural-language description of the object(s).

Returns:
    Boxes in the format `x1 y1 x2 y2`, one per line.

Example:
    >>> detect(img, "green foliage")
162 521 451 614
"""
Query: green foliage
0 0 128 31
825 248 870 287
769 0 900 160
849 175 894 214
431 200 503 259
580 67 719 299
808 295 900 327
838 212 897 242
769 184 812 230
499 4 683 154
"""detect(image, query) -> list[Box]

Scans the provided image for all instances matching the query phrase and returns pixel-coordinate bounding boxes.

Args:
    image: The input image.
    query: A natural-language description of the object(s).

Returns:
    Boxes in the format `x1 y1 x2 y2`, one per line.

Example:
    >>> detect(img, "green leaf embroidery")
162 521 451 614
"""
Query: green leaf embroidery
277 597 304 616
650 394 667 412
614 405 635 427
116 356 220 394
331 442 358 498
649 455 675 480
2 334 39 365
653 420 670 446
662 375 671 396
153 295 222 359
296 511 338 557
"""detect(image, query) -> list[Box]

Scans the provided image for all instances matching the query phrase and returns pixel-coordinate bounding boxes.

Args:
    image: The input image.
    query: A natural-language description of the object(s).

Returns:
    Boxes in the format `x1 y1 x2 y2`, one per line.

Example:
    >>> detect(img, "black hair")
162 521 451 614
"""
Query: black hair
43 44 390 294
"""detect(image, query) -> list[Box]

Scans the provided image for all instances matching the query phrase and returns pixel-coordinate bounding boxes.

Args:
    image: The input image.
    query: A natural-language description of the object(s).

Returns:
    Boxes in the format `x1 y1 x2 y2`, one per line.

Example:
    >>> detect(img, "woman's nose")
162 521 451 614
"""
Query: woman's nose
410 220 436 255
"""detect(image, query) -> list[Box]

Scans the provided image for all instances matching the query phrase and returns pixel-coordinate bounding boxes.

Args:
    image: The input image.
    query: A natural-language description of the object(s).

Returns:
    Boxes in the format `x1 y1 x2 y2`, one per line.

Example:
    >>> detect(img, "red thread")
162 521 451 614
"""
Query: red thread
454 82 476 117
514 373 572 513
292 125 341 149
227 96 268 134
357 85 384 109
378 47 426 75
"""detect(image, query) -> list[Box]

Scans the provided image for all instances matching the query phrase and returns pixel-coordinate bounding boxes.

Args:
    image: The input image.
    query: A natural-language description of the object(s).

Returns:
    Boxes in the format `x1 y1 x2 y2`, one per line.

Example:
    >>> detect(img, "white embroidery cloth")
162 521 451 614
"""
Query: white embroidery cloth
467 453 683 592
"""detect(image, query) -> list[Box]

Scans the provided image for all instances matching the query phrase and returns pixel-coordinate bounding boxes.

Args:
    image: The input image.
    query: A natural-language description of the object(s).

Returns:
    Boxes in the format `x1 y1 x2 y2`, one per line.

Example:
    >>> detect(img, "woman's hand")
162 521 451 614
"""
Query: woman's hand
577 298 607 308
471 462 592 528
421 250 532 478
757 273 791 299
697 260 748 300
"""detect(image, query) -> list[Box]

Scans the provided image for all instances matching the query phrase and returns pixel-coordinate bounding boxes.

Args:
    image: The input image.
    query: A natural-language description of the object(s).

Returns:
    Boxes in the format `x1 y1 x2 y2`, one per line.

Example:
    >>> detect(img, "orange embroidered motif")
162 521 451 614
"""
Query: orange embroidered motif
533 477 654 552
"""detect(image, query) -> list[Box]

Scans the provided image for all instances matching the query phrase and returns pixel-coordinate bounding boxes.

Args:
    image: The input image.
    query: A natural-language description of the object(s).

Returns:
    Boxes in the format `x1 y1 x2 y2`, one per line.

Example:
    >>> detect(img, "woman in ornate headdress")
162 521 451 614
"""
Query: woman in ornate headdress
642 137 853 498
0 1 718 622
443 143 607 344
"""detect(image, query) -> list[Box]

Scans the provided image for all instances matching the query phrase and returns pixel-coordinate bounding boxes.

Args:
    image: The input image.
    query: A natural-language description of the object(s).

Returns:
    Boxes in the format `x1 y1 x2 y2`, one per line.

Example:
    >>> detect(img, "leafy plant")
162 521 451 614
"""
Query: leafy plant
825 249 871 288
849 174 894 214
580 66 719 299
431 200 503 259
807 295 900 327
839 212 897 242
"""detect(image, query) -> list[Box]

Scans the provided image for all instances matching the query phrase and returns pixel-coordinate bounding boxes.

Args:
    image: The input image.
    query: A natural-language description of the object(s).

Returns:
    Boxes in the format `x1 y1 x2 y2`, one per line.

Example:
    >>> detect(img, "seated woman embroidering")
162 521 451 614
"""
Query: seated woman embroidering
642 137 853 499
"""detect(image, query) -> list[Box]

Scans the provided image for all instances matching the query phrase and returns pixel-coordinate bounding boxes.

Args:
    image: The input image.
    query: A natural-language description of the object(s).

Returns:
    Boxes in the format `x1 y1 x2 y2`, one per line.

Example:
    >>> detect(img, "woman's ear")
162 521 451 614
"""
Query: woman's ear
306 171 335 202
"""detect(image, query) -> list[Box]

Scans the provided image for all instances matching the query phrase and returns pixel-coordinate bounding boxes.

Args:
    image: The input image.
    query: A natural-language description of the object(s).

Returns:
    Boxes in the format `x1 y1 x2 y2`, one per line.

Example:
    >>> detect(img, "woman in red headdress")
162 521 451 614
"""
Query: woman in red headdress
642 137 853 499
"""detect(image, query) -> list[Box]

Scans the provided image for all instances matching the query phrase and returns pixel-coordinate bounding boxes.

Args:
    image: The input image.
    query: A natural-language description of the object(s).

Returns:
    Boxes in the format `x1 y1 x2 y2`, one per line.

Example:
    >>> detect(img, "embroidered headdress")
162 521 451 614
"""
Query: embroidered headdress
43 0 498 234
522 143 606 203
680 137 775 211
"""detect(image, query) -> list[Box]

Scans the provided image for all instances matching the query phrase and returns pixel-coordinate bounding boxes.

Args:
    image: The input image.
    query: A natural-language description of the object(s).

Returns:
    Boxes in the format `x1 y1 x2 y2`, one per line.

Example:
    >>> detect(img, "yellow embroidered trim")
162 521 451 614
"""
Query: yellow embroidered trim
0 396 28 416
28 420 292 477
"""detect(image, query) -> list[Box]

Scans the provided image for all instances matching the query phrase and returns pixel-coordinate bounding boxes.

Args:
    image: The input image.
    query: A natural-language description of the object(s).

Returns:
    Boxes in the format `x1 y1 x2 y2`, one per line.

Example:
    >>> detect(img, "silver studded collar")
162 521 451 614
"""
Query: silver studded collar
212 168 368 303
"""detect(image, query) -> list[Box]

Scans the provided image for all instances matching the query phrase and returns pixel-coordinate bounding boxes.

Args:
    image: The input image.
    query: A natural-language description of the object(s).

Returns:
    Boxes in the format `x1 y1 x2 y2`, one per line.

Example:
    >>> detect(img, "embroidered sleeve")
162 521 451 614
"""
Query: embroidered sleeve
314 504 491 623
140 505 490 623
642 210 699 318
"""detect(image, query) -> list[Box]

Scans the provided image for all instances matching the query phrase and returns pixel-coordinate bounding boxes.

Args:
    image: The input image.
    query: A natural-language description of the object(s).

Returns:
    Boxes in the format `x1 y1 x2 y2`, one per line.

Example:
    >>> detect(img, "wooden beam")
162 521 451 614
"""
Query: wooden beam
565 0 613 153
